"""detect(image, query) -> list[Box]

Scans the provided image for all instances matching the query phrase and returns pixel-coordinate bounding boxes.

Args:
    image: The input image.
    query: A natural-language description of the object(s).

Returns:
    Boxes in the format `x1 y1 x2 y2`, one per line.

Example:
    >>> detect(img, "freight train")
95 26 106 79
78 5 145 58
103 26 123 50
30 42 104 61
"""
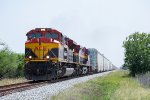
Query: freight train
24 28 115 80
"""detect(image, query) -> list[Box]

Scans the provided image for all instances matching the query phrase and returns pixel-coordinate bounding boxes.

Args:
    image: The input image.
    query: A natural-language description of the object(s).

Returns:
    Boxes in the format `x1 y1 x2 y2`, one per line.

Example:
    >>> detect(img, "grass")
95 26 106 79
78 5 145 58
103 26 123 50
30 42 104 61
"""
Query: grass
112 71 150 100
51 71 150 100
0 77 27 86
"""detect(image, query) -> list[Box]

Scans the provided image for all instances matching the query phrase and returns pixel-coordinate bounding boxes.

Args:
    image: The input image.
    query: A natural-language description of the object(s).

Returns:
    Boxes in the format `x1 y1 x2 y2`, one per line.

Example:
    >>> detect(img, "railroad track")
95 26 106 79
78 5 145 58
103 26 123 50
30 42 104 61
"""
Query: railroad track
0 81 47 97
0 72 95 97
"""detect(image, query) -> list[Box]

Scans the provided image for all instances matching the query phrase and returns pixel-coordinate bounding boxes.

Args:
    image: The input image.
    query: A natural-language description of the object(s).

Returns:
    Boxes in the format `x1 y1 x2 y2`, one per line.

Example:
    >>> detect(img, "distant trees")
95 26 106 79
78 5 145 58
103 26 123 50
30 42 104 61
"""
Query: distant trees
0 42 24 79
123 32 150 76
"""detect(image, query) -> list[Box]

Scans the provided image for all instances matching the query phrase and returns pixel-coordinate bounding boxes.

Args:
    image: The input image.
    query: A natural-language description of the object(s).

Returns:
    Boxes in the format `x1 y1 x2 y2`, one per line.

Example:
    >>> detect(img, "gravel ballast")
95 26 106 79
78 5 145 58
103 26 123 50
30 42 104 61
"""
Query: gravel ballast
0 71 112 100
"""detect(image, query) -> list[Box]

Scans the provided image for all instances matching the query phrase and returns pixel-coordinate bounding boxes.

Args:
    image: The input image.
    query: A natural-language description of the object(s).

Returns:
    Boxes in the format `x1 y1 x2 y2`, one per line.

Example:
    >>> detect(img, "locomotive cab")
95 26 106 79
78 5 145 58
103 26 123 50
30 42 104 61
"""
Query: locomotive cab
25 28 63 61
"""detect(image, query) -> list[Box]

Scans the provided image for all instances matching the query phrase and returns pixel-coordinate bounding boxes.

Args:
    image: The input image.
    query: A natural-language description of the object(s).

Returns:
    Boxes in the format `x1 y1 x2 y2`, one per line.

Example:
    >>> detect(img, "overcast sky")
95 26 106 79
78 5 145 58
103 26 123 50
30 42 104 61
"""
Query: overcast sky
0 0 150 67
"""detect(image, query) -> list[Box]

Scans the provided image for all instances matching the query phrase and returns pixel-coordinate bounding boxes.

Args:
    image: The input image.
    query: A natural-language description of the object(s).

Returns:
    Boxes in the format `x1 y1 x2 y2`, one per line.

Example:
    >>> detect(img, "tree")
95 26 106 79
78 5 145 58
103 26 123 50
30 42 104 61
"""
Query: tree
15 54 24 77
123 32 150 76
0 42 25 79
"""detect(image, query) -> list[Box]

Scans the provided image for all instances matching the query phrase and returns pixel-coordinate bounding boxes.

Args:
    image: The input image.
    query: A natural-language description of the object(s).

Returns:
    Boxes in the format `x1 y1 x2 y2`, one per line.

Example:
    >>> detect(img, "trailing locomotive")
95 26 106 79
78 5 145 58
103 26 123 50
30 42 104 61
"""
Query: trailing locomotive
24 28 114 80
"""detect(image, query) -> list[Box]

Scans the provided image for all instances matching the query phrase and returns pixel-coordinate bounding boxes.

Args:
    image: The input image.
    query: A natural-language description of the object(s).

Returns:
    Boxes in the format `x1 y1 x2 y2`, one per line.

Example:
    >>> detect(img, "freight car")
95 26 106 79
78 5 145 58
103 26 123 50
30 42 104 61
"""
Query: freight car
88 48 113 72
24 28 114 81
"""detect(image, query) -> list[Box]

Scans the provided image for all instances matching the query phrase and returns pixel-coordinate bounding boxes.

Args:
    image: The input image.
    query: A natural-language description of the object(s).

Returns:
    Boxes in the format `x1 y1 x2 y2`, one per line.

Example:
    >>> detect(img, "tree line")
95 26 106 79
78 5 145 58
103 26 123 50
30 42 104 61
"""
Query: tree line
123 32 150 76
0 42 24 79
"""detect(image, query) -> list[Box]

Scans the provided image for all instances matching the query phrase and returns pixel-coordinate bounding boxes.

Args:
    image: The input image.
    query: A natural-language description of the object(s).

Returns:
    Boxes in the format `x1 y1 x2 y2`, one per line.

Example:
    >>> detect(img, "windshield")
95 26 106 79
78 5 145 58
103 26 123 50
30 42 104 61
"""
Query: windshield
28 33 41 39
45 33 59 39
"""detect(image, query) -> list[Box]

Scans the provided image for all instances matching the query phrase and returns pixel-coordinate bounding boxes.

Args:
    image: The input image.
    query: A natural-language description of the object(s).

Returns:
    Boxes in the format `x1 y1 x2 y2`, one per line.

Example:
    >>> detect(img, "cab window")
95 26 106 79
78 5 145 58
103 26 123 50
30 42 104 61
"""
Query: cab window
29 34 35 39
35 33 41 38
45 33 59 39
28 33 41 39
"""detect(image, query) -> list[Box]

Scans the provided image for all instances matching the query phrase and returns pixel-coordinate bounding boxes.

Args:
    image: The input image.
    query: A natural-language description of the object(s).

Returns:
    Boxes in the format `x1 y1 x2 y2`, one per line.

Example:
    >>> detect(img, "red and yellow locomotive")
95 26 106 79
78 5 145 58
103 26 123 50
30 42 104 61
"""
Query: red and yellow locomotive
24 28 90 80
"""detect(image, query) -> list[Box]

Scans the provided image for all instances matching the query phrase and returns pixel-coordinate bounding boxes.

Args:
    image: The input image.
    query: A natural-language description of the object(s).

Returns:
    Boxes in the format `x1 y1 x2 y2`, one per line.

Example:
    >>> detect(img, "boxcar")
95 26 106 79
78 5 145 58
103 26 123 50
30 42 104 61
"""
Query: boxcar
88 48 104 72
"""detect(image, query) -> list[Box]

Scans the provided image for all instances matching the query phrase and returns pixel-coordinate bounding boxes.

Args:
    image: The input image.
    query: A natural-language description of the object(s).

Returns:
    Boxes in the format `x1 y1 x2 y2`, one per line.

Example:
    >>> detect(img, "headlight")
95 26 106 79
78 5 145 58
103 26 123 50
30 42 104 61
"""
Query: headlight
46 55 50 59
29 56 32 59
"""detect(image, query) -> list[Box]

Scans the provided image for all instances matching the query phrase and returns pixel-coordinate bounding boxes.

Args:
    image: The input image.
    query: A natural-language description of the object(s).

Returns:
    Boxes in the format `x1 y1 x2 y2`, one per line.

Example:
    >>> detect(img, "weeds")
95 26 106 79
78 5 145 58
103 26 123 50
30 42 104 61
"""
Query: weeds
52 71 150 100
136 72 150 88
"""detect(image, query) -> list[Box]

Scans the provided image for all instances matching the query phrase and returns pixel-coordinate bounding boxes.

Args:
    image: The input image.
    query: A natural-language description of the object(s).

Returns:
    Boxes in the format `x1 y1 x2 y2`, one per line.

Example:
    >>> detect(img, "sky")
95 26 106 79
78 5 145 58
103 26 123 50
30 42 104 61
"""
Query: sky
0 0 150 67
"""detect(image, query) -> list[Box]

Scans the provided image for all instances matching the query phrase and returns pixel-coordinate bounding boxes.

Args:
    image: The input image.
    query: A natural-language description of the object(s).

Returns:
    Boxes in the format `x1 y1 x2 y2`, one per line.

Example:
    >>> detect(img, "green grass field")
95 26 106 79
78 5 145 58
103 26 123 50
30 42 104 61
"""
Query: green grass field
51 71 150 100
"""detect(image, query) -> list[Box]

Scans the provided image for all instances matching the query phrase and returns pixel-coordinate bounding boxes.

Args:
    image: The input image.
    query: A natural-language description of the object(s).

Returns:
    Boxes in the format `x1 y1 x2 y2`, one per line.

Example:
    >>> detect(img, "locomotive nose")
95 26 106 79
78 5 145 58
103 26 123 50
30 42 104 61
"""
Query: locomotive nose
25 38 48 60
25 46 41 60
25 37 59 61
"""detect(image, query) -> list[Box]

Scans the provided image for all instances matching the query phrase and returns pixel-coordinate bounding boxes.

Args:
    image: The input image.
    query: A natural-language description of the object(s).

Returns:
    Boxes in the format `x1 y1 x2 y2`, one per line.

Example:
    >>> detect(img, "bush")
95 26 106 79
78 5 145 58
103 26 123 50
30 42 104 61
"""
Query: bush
15 54 24 77
0 45 24 79
123 32 150 76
